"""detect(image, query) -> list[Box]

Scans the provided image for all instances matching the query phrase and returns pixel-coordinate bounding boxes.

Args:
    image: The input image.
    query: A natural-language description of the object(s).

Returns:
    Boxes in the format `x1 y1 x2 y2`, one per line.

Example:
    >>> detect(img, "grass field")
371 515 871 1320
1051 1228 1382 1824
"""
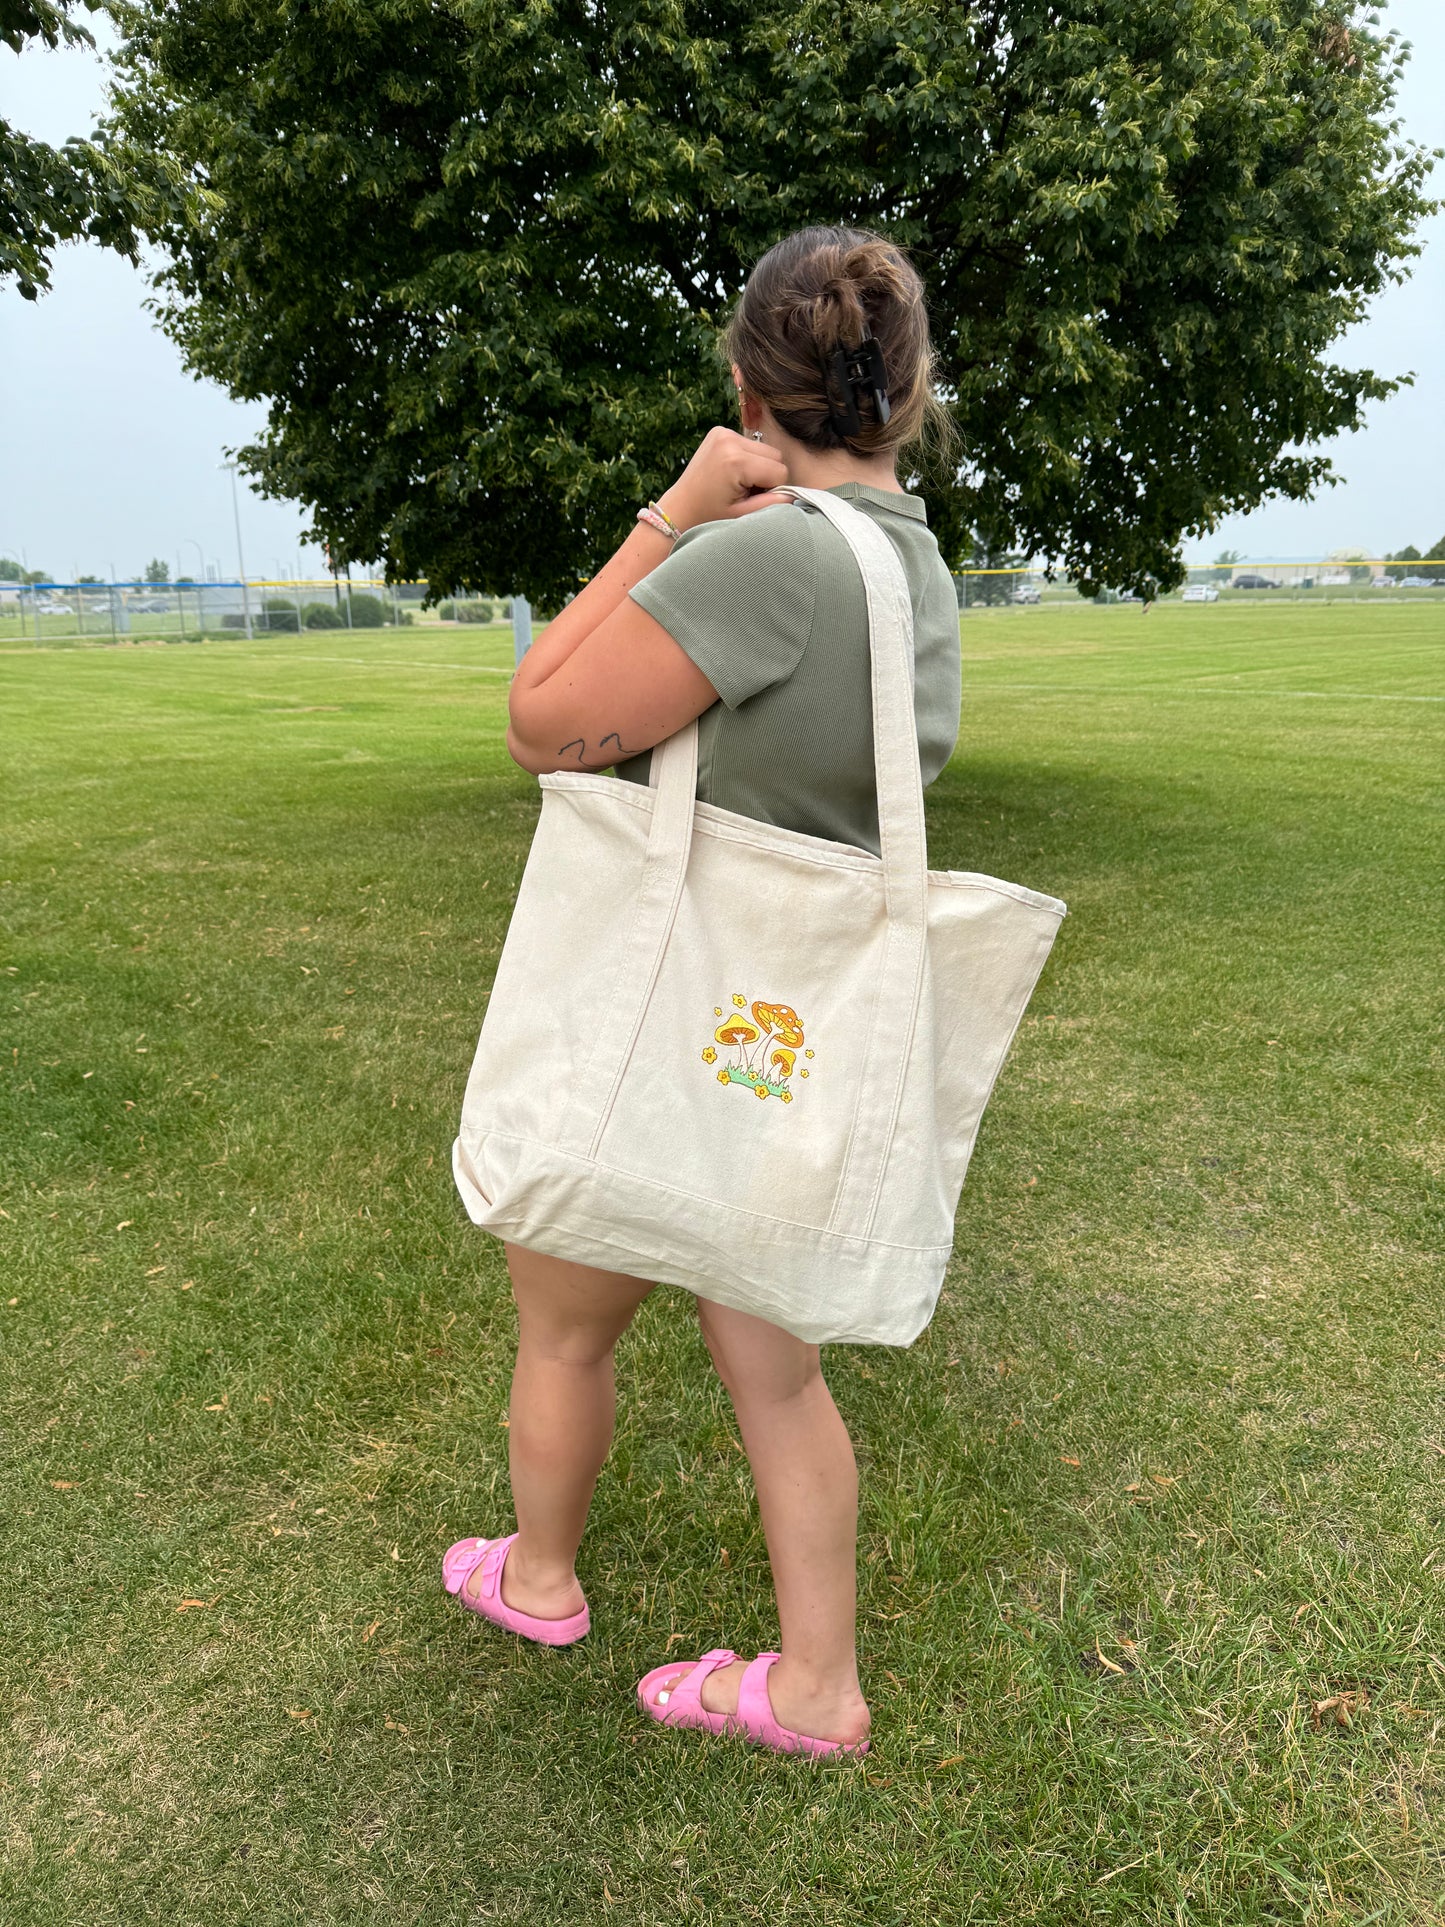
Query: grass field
2 602 1441 1925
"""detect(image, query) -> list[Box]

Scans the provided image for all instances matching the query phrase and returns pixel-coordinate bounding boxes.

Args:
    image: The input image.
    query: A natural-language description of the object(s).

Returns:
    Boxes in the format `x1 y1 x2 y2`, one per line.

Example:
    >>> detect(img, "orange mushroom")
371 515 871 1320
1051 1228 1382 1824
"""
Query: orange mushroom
714 1010 760 1054
753 1001 804 1049
770 1046 796 1082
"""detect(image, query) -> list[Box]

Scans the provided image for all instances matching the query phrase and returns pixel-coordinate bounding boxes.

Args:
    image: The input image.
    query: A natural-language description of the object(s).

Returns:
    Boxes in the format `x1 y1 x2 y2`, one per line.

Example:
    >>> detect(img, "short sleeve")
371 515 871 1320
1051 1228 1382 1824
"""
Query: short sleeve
628 503 818 709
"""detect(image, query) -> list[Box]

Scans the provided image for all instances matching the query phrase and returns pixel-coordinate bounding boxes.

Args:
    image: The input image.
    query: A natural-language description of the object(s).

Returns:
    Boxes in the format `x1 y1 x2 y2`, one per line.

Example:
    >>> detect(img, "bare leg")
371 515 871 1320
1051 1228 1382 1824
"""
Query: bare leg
690 1297 871 1747
464 1242 654 1621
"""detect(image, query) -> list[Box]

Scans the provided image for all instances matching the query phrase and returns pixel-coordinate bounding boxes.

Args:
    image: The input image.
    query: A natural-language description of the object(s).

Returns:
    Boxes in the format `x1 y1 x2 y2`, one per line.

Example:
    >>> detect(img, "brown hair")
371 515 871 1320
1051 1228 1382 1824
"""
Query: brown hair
721 226 952 459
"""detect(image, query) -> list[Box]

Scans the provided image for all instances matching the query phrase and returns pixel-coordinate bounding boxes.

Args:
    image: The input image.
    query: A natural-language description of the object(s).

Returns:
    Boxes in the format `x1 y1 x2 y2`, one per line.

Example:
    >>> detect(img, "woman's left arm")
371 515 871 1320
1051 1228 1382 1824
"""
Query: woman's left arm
506 428 789 774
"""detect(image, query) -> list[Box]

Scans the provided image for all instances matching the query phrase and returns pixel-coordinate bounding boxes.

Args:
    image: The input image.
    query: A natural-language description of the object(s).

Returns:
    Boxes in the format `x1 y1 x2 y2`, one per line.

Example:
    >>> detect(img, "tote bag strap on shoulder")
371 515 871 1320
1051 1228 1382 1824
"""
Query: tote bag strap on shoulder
563 488 931 1243
772 489 930 1239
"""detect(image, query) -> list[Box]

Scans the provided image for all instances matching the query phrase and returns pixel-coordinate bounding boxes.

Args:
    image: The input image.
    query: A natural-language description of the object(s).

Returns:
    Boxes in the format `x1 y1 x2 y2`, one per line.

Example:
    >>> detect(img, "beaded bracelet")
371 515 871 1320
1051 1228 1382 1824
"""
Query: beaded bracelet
636 501 680 540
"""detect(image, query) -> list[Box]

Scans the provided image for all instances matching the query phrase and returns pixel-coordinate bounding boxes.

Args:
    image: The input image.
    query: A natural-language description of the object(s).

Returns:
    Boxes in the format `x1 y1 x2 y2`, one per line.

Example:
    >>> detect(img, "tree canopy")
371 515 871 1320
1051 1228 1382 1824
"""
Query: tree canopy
110 0 1436 599
0 0 147 298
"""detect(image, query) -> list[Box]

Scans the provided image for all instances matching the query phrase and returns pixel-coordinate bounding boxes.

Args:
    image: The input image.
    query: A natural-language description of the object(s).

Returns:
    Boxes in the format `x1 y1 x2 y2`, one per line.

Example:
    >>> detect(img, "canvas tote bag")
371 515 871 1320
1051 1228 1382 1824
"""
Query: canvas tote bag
453 486 1065 1345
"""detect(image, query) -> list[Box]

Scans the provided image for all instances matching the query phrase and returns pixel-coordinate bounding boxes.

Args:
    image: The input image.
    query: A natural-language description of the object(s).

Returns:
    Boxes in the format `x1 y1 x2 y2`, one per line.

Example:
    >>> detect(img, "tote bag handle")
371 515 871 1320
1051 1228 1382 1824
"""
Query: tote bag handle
563 488 931 1242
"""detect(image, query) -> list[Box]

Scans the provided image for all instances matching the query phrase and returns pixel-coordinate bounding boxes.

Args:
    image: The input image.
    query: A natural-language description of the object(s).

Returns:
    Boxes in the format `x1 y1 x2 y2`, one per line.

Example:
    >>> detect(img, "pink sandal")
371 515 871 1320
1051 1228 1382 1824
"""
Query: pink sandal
636 1648 870 1760
442 1533 590 1647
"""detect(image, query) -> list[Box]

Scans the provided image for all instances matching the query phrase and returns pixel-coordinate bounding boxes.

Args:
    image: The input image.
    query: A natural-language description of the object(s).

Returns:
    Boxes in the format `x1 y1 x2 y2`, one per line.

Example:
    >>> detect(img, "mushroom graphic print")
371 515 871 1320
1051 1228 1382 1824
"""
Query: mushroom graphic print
702 995 810 1104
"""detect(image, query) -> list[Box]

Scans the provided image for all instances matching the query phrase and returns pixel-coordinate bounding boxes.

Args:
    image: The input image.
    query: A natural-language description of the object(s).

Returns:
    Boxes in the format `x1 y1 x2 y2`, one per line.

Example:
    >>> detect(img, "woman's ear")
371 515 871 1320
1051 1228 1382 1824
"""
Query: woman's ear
731 363 752 428
733 375 763 437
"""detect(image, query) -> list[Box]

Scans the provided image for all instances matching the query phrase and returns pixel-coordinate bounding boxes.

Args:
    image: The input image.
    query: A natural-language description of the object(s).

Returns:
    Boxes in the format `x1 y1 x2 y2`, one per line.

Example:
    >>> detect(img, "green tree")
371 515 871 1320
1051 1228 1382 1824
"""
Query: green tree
1384 544 1420 582
1209 547 1244 584
1427 535 1445 563
111 0 1436 601
1 1 150 298
0 558 22 581
143 556 170 583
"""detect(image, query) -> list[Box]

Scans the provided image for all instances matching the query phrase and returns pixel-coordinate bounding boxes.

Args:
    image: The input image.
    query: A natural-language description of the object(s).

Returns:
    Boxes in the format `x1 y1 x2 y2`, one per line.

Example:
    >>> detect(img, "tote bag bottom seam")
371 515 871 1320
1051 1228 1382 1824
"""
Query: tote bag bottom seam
457 1126 953 1259
452 1129 949 1346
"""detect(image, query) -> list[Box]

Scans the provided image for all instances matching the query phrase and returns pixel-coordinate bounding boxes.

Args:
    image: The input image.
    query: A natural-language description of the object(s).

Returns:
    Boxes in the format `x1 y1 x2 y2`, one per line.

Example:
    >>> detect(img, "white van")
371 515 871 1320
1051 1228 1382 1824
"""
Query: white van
1181 585 1220 603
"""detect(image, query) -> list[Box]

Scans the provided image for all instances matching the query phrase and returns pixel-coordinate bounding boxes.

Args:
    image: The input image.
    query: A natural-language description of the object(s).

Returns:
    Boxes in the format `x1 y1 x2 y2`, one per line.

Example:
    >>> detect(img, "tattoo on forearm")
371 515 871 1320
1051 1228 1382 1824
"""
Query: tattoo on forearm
556 731 631 769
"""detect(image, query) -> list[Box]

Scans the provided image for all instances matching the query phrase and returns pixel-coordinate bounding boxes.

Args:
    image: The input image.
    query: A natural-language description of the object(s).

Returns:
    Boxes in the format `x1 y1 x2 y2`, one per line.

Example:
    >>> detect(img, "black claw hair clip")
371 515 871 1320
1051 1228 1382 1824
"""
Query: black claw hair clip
822 332 892 438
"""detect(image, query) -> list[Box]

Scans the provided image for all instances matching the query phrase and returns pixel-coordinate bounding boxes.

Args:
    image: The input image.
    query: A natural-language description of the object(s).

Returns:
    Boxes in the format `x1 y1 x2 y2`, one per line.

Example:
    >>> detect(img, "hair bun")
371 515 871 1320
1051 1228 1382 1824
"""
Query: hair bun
723 224 951 460
791 241 918 360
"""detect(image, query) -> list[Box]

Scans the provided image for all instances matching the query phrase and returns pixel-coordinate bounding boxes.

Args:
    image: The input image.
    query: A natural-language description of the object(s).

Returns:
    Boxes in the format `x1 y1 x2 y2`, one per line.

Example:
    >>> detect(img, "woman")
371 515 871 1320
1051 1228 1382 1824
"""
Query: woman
443 226 961 1758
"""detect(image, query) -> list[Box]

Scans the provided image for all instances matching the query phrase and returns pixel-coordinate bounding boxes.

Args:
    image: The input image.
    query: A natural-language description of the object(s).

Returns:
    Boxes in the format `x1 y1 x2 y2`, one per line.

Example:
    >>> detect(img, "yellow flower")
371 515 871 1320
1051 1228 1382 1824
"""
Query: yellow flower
732 993 746 1007
800 1069 809 1078
755 1084 768 1100
804 1049 814 1059
713 1006 723 1017
702 1046 717 1064
782 1091 793 1103
716 1069 730 1084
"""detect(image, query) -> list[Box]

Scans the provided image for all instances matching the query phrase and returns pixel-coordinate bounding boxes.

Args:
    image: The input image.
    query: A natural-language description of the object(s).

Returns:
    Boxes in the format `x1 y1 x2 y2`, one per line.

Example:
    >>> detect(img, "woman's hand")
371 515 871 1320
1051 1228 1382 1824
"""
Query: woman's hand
505 426 788 776
657 426 791 534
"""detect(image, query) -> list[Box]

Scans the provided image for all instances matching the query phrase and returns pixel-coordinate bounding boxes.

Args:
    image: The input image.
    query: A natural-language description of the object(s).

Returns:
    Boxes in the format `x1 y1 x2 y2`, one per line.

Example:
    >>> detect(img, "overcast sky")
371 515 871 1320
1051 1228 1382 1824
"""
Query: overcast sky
1 7 1441 582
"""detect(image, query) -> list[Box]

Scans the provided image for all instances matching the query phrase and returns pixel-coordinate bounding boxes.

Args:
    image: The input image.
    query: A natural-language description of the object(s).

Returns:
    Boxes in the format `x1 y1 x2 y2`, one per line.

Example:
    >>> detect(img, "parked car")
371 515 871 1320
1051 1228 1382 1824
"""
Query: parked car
33 599 72 616
1010 585 1041 604
1396 576 1438 589
1181 585 1220 603
1231 573 1278 590
129 597 171 613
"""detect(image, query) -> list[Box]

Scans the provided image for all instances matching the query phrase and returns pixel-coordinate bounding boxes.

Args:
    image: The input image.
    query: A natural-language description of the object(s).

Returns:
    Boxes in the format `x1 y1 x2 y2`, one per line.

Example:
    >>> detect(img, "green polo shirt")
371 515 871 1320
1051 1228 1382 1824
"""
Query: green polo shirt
618 482 961 857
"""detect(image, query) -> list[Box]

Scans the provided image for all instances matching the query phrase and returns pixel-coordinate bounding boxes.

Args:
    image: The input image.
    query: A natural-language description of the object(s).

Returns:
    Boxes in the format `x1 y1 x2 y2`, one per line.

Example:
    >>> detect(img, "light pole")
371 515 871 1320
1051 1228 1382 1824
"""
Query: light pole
220 461 254 640
512 595 532 665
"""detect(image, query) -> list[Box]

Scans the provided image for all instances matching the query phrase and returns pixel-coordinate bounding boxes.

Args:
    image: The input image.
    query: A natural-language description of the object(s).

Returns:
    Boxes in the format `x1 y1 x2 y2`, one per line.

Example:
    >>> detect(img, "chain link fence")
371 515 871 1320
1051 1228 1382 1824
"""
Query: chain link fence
3 560 1441 645
0 576 439 645
953 558 1445 609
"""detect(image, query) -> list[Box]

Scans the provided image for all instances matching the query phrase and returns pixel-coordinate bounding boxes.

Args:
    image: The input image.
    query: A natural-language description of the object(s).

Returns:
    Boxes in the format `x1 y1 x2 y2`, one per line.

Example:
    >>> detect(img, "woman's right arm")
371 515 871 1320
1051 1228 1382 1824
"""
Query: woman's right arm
506 429 790 774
